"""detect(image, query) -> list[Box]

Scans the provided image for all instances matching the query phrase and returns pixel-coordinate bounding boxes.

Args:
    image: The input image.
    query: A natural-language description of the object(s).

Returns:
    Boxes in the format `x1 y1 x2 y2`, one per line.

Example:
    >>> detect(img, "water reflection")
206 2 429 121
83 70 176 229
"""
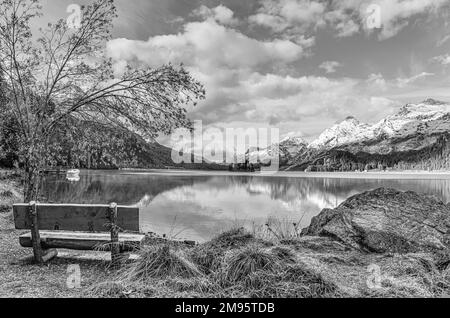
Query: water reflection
41 170 450 242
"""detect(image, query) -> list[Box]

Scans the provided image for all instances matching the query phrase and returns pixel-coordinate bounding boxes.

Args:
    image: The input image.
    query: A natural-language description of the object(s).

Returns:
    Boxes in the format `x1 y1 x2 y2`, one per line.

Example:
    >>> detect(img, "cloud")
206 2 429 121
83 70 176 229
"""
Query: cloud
106 12 317 131
107 19 307 73
282 131 305 139
437 35 450 47
368 72 436 90
248 13 289 33
366 73 388 91
370 0 449 39
431 54 450 66
192 5 239 26
319 61 342 74
249 0 327 43
249 0 449 40
396 72 435 87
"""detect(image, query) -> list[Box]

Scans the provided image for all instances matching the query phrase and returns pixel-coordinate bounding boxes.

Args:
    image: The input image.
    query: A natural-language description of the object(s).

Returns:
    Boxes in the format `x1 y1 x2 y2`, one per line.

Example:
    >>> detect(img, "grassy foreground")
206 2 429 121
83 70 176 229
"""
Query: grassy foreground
0 171 448 298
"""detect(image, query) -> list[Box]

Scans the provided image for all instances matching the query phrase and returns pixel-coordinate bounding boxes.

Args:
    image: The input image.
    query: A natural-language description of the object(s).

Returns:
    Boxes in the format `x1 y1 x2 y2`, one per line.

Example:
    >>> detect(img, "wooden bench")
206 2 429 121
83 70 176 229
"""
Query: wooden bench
13 202 145 264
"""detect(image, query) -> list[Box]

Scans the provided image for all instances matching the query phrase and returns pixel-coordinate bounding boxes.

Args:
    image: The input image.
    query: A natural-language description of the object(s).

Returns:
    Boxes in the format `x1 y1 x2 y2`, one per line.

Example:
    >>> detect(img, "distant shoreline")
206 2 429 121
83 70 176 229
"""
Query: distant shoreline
119 169 450 180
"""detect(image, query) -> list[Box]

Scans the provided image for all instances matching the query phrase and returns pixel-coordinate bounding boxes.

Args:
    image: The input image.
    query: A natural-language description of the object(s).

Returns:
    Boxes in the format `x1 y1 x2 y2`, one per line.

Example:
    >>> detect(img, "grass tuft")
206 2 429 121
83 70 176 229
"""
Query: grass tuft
122 245 202 282
282 263 341 297
190 245 223 275
210 227 256 249
219 245 281 285
270 246 297 263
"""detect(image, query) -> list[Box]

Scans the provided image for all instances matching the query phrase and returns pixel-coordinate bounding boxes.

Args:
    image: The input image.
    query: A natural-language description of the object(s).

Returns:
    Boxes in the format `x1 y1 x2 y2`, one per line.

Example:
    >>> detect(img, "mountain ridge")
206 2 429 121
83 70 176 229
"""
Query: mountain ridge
285 98 450 171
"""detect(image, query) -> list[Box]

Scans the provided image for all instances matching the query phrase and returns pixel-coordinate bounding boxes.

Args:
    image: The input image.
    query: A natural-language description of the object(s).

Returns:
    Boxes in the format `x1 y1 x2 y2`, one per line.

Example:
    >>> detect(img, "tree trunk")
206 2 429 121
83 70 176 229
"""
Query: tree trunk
23 162 41 203
87 149 91 169
23 145 44 203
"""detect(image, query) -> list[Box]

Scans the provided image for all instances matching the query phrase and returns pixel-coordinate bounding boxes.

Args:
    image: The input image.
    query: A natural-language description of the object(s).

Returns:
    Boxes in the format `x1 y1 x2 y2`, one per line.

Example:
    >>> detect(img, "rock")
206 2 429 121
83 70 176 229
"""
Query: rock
302 188 450 254
281 236 352 253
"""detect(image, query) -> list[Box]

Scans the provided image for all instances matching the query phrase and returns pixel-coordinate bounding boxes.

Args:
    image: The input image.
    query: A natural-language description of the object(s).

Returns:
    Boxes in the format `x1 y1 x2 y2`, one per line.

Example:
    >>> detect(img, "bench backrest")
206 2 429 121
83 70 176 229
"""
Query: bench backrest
13 204 140 232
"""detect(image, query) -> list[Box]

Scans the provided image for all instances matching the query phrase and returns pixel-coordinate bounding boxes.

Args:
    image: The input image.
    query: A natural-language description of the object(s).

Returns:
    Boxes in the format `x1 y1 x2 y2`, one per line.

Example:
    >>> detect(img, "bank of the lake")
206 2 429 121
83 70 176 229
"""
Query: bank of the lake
0 170 448 298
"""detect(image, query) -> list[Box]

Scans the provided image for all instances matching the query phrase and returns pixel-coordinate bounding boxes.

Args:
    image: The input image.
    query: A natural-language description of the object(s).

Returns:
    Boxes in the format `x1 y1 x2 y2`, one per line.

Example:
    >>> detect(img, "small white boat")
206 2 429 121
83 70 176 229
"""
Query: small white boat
66 169 80 181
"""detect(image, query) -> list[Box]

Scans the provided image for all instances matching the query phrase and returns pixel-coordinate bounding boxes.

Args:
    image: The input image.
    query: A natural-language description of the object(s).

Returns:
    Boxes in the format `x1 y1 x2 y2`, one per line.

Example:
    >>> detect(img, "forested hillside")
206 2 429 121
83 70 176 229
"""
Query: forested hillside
0 117 225 170
288 135 450 172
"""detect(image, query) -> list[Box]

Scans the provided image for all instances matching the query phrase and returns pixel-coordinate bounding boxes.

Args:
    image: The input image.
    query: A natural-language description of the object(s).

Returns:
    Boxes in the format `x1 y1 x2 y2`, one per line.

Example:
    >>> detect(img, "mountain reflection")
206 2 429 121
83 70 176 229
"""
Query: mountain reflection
41 171 450 242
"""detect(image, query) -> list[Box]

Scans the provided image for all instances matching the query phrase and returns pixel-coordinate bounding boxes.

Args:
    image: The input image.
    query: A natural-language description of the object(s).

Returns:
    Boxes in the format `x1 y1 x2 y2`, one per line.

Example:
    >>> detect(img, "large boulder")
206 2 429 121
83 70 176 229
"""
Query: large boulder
302 188 450 254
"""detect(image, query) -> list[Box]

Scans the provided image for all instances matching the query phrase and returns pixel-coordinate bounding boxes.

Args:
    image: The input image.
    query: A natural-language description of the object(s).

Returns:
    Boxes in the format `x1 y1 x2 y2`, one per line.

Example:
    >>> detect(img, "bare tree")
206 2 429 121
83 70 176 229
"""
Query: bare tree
0 0 205 201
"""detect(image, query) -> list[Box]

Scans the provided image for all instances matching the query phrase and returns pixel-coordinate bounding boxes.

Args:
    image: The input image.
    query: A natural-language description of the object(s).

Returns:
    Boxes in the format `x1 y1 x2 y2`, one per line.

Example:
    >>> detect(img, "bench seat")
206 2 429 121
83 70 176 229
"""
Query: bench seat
19 231 146 252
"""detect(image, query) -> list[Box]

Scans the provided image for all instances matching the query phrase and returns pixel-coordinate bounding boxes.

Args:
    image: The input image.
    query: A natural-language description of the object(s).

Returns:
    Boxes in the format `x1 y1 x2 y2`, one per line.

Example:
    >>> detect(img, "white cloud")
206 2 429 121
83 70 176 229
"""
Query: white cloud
282 131 305 140
431 54 450 66
106 15 316 130
396 72 435 87
193 5 239 26
370 0 448 39
366 73 388 91
437 35 450 47
319 61 342 74
249 0 449 40
367 72 436 90
248 13 289 33
279 0 326 25
107 19 306 73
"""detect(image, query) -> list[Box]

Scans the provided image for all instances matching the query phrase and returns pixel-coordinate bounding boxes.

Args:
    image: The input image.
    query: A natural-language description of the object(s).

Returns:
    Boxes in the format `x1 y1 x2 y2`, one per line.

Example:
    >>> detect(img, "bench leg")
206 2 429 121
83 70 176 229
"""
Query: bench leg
20 249 58 264
28 202 44 264
27 202 58 264
42 249 58 263
109 203 121 267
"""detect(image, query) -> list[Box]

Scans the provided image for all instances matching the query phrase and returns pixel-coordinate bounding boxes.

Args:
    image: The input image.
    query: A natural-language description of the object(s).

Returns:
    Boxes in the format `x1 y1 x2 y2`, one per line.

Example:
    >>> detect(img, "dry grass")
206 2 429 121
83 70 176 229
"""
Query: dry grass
90 228 350 298
189 227 270 275
218 245 282 285
86 226 450 298
121 245 202 282
262 216 303 241
189 244 223 274
270 246 297 263
0 174 22 214
357 253 450 298
210 227 260 248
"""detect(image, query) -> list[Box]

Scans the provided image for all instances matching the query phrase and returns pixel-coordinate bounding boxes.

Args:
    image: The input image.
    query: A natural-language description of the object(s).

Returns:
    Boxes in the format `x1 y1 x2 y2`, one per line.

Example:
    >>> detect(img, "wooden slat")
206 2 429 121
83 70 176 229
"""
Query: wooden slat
13 204 139 232
19 231 145 251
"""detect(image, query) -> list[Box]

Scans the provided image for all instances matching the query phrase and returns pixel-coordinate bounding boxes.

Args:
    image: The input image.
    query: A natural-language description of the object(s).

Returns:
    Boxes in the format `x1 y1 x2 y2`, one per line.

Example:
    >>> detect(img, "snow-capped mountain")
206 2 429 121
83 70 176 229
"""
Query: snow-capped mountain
246 135 308 165
287 99 450 171
309 116 375 150
339 99 450 155
372 99 450 140
279 135 309 159
309 99 450 154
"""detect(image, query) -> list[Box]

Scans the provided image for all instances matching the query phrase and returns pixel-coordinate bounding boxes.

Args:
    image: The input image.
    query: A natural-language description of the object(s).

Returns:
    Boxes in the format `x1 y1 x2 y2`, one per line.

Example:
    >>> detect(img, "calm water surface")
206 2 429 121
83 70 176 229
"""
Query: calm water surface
40 170 450 242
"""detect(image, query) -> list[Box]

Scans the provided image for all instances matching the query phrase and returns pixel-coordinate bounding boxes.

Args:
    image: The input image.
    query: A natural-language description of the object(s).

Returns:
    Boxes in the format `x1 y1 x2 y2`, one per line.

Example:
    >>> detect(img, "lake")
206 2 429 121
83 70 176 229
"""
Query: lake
40 170 450 242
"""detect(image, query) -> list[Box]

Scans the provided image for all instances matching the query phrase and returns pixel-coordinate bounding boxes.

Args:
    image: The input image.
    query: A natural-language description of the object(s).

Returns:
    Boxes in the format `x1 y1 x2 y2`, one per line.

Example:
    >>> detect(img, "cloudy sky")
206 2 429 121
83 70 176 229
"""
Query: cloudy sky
39 0 450 141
